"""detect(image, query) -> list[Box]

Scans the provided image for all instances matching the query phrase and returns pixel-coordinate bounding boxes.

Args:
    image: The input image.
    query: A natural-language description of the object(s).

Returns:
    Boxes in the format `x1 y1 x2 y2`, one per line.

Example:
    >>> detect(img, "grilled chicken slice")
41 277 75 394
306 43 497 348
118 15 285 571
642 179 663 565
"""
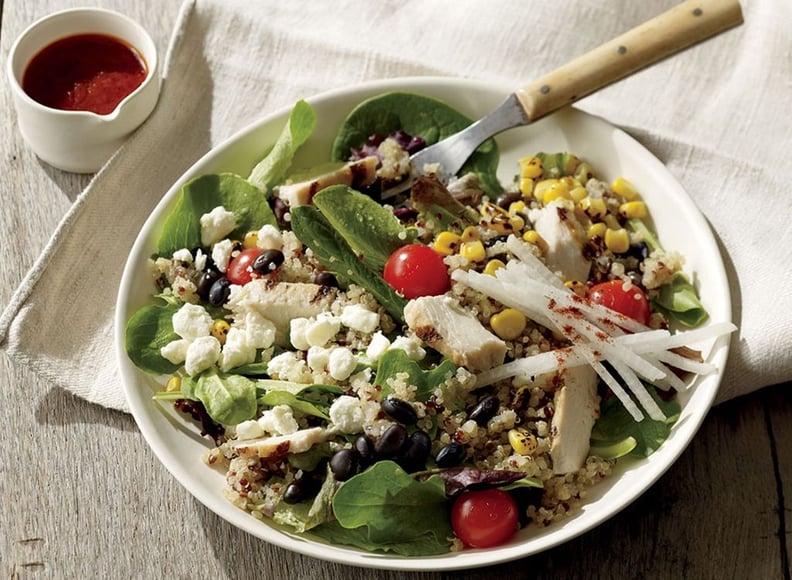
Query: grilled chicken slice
226 281 337 346
549 365 600 474
529 199 591 282
232 427 327 459
404 295 507 372
276 156 378 206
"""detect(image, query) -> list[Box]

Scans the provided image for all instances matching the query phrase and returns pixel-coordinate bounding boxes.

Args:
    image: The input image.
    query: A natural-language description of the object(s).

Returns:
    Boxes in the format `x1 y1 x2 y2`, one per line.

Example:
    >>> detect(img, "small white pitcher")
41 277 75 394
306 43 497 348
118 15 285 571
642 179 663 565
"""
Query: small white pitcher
7 8 160 173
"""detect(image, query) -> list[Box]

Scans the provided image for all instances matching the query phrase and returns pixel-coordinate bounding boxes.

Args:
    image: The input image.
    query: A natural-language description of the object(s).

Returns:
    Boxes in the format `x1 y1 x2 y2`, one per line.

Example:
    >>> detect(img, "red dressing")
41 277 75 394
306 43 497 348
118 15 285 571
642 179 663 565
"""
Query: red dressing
22 33 148 115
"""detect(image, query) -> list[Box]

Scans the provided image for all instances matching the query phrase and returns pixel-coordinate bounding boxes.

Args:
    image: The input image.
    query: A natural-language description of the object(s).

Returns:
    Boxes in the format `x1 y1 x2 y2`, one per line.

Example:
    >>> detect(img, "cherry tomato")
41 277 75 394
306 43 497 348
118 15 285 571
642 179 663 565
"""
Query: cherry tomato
588 279 651 325
450 489 519 549
382 244 450 299
225 248 262 285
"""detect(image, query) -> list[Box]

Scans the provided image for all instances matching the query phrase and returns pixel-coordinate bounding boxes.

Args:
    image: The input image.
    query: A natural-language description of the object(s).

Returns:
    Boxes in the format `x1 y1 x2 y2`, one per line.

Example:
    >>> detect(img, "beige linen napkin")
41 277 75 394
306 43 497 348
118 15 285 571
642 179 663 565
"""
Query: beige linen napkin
2 0 790 412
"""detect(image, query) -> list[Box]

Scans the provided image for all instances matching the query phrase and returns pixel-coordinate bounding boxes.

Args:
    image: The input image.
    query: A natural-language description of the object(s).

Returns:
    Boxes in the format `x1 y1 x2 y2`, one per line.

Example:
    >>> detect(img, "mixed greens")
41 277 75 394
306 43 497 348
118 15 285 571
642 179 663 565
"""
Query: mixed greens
125 93 733 555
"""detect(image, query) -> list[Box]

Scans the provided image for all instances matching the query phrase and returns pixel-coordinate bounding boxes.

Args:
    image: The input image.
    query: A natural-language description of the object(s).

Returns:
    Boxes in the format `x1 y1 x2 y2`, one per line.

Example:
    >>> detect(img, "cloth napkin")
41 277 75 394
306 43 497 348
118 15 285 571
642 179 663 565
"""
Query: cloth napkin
2 0 790 412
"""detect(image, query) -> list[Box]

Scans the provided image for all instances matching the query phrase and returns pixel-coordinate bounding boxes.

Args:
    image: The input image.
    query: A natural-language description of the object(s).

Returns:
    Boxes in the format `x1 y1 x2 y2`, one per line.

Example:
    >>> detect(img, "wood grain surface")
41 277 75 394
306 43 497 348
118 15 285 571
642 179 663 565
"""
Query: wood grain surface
1 1 790 579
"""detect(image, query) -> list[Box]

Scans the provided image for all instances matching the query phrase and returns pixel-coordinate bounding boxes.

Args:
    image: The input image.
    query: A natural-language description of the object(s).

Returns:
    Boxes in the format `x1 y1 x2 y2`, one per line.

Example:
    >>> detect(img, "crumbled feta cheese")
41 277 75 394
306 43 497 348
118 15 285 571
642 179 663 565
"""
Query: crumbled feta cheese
244 311 276 349
328 395 369 434
211 239 235 273
219 327 257 371
365 331 390 362
235 419 266 440
258 405 299 436
256 224 283 251
306 346 330 373
172 303 213 340
172 248 193 263
289 317 310 350
193 249 207 271
341 303 379 333
185 335 221 375
267 352 311 383
160 338 189 364
390 335 426 361
328 347 356 381
200 206 236 246
304 313 341 347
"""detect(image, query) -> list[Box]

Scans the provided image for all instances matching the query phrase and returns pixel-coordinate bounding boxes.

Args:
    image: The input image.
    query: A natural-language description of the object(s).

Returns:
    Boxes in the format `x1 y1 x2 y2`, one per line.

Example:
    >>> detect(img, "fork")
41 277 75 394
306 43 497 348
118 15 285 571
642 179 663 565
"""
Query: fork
386 0 743 197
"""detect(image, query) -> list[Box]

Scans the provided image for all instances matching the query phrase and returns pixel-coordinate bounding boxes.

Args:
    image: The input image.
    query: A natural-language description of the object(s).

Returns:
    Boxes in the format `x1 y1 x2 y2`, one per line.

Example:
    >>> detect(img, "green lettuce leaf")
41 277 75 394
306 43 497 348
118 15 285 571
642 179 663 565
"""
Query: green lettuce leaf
375 348 457 402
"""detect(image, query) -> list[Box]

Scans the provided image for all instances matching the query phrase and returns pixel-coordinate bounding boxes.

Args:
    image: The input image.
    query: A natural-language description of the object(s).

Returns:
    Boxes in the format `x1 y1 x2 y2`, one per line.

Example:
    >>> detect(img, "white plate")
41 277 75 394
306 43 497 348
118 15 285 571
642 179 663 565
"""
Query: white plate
115 77 732 571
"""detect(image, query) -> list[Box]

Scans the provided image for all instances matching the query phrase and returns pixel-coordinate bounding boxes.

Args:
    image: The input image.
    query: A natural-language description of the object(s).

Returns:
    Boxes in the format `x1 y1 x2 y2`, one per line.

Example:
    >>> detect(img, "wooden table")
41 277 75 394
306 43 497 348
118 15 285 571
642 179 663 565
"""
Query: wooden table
2 1 790 578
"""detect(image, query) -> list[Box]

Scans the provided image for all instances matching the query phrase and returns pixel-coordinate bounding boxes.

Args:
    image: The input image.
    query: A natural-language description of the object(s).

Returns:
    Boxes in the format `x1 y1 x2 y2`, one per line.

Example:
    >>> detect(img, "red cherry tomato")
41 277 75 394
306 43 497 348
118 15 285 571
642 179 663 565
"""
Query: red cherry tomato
225 248 263 285
382 244 450 299
588 280 651 325
451 489 519 549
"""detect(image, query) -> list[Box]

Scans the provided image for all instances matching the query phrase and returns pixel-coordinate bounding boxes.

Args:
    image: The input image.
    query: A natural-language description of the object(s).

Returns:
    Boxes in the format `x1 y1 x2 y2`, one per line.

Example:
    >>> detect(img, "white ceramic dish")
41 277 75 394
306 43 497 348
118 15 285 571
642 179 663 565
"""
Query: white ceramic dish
115 77 732 571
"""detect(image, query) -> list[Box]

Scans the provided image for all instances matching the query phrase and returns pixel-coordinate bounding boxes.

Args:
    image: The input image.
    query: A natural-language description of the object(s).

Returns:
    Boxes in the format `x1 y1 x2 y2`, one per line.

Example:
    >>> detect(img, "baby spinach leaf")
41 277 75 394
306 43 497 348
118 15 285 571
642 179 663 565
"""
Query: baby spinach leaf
188 369 258 425
375 348 457 402
324 461 452 554
124 299 182 375
312 185 412 271
258 390 330 420
331 92 502 196
653 272 709 327
156 173 277 257
592 385 680 457
311 520 450 557
273 464 336 533
290 205 407 322
248 99 317 193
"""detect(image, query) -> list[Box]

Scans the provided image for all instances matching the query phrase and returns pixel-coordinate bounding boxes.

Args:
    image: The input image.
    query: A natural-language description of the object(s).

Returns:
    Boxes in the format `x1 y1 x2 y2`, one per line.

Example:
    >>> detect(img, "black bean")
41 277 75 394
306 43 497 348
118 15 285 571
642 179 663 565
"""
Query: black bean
398 430 431 472
329 449 359 481
381 397 418 425
207 277 232 306
374 424 408 457
272 197 291 229
495 191 521 209
469 394 500 426
354 435 375 466
434 442 467 468
315 271 338 288
196 270 221 301
251 249 285 275
282 481 305 504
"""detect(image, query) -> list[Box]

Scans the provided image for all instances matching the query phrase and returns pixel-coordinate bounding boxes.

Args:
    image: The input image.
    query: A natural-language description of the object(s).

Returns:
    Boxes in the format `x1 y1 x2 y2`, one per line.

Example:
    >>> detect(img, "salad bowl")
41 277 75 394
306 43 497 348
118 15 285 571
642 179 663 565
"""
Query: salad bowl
115 76 732 571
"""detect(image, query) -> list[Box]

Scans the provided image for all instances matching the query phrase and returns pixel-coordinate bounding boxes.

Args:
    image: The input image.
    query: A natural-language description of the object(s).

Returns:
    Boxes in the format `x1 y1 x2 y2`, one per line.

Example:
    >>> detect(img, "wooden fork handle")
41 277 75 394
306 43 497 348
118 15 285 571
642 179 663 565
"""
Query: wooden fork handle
515 0 744 121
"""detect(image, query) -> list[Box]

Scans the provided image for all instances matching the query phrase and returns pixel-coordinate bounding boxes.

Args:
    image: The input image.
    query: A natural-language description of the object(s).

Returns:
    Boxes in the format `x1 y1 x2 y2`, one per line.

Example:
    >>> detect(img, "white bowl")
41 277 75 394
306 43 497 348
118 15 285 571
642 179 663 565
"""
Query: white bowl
115 77 732 571
7 8 160 173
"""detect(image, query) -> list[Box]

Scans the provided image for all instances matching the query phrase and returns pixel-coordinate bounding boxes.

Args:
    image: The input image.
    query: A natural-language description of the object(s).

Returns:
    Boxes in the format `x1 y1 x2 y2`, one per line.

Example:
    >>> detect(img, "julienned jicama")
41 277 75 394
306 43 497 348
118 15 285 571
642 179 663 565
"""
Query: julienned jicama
124 94 736 555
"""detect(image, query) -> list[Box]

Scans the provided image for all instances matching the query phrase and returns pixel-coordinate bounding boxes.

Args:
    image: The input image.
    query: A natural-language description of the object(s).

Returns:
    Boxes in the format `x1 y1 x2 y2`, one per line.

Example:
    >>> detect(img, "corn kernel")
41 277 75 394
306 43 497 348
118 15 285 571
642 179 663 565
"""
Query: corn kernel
604 213 621 230
460 240 486 262
484 259 506 276
460 225 480 242
579 196 607 219
488 214 525 236
242 231 259 249
166 375 182 393
569 185 588 203
565 280 587 296
211 319 231 345
611 177 639 200
522 230 549 254
508 428 537 456
519 177 535 198
588 222 608 240
519 156 543 179
433 231 461 256
490 308 527 340
618 201 648 219
508 200 526 215
605 227 630 253
537 179 570 204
